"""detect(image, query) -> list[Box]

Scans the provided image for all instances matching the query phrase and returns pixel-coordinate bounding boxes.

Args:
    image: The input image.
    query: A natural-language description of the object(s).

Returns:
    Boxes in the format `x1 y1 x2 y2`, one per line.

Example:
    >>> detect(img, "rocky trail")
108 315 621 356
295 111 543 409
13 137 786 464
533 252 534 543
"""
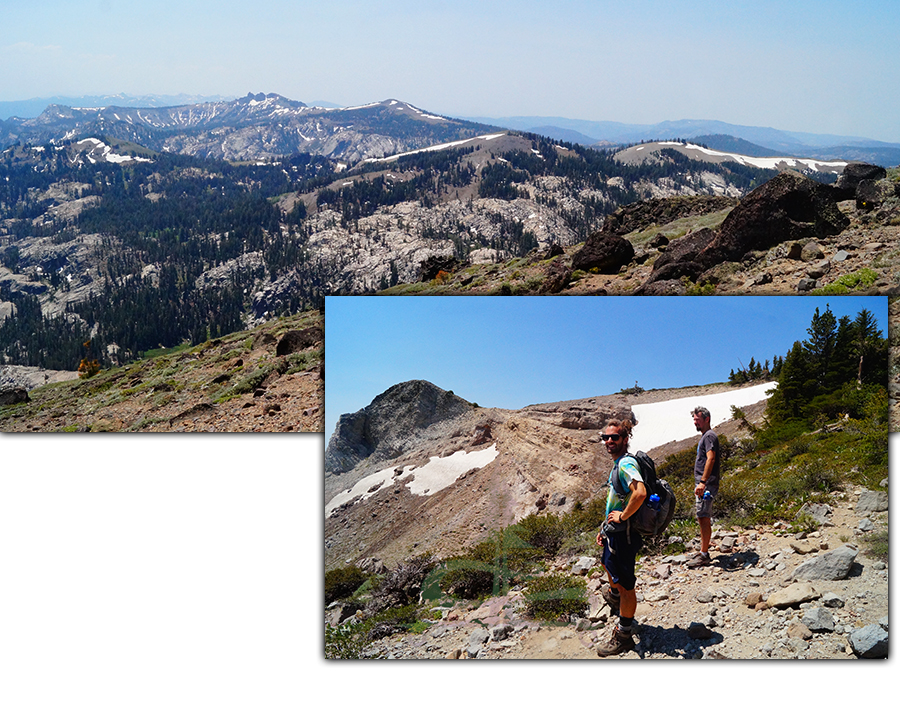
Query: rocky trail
354 488 888 660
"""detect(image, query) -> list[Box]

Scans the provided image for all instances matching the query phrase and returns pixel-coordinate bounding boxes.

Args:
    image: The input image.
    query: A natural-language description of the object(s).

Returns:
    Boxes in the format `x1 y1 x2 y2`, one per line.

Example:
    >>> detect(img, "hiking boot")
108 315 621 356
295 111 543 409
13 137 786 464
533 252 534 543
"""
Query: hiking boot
596 628 635 657
602 585 620 615
686 552 712 569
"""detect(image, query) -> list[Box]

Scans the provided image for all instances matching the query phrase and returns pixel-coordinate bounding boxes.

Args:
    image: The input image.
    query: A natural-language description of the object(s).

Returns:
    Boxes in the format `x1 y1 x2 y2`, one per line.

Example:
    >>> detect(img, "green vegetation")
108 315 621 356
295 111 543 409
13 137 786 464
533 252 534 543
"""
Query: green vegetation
814 268 879 295
524 574 589 620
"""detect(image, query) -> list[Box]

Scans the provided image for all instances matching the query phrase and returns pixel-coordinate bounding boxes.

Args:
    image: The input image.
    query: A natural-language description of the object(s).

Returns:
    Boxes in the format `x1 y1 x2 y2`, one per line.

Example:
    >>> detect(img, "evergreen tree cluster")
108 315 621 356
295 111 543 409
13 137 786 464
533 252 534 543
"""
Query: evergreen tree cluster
728 355 783 384
765 306 888 426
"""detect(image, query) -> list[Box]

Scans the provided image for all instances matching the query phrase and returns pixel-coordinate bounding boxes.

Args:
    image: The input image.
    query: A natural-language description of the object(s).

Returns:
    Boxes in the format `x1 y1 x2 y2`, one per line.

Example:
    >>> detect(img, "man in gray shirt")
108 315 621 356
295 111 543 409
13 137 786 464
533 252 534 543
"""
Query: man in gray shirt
687 406 720 568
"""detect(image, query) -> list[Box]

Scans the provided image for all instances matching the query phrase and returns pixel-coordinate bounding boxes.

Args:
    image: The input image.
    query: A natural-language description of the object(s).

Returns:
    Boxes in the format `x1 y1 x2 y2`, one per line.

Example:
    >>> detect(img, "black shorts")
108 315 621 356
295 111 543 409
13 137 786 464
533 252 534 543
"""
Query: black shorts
601 530 643 591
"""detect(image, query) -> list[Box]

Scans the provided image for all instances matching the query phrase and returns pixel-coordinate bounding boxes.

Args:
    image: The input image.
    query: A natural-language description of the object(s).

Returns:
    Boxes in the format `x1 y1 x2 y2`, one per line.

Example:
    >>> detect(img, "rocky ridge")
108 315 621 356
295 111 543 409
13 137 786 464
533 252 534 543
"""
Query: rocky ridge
346 491 888 660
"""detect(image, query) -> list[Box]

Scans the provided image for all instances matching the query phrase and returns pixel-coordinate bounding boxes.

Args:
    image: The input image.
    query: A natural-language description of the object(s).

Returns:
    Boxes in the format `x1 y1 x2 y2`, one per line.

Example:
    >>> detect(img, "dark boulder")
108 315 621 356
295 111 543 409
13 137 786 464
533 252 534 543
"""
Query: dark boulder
275 327 323 356
598 195 737 238
645 172 849 284
0 387 29 406
646 227 717 285
709 171 849 266
856 178 900 211
572 233 634 273
544 242 565 259
538 258 572 294
835 161 888 200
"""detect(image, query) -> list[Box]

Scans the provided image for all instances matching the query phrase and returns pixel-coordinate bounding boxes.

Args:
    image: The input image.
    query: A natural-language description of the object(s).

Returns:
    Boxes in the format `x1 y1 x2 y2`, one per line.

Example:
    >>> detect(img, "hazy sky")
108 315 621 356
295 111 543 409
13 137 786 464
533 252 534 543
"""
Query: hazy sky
3 0 899 142
324 295 888 437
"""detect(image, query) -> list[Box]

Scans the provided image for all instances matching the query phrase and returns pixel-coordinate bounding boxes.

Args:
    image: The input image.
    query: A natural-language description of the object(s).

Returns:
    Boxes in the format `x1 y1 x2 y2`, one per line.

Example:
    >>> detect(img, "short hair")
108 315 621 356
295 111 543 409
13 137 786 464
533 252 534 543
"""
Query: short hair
692 406 711 420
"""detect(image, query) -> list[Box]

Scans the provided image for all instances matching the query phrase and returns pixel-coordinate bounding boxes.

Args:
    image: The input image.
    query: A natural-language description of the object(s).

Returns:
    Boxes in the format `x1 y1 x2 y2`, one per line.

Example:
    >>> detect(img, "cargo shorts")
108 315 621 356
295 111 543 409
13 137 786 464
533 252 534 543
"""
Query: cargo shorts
695 487 716 519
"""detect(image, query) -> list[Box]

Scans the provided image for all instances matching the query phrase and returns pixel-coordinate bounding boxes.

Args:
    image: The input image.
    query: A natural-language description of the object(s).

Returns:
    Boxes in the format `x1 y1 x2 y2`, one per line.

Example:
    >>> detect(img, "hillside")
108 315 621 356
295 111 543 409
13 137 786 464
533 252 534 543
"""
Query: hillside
1 128 778 374
324 378 888 660
0 309 323 432
613 140 847 174
324 379 773 570
468 115 900 167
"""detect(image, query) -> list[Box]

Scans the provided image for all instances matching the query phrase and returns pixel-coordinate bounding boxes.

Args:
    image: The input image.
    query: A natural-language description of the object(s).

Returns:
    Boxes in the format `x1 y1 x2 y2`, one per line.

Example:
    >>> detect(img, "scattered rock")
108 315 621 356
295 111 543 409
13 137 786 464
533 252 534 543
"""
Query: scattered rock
856 489 888 513
848 624 888 659
791 546 858 581
802 607 835 633
766 582 819 609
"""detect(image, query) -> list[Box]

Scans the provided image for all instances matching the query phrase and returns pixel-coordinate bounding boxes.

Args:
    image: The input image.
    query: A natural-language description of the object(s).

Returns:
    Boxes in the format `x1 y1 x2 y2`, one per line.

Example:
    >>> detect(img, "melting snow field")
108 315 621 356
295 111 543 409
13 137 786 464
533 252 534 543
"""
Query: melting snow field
326 444 499 516
629 382 777 453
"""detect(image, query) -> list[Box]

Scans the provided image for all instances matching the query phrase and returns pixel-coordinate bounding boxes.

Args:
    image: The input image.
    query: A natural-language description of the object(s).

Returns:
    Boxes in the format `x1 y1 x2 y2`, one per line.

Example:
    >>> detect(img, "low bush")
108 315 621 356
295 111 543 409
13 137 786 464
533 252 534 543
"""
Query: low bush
324 564 367 604
524 573 588 621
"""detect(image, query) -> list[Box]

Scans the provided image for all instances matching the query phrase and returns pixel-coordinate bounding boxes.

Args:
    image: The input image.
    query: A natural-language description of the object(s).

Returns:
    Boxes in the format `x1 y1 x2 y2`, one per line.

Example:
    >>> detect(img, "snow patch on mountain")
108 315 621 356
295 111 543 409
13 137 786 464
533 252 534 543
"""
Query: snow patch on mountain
630 382 777 453
325 444 499 517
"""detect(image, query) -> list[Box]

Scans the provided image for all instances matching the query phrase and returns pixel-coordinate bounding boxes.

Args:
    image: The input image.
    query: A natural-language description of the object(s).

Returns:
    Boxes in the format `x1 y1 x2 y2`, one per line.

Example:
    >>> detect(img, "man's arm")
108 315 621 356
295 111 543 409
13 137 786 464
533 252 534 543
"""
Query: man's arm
695 449 716 497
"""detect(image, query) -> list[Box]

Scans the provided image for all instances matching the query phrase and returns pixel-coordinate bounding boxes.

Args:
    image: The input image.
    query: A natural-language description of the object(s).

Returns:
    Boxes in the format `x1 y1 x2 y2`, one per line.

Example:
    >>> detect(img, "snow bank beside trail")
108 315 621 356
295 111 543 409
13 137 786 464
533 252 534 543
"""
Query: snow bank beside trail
325 444 499 516
630 382 777 453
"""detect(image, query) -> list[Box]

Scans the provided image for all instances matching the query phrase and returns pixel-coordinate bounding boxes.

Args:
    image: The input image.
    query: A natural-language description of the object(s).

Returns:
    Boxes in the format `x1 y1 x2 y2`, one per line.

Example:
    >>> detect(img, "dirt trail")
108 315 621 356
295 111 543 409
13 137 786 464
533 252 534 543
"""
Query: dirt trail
361 492 887 660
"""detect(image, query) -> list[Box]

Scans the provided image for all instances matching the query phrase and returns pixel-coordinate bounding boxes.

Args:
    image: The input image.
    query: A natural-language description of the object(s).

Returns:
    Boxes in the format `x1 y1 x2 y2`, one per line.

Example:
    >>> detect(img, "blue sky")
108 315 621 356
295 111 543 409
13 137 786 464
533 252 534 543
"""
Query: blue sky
2 0 899 142
325 295 888 436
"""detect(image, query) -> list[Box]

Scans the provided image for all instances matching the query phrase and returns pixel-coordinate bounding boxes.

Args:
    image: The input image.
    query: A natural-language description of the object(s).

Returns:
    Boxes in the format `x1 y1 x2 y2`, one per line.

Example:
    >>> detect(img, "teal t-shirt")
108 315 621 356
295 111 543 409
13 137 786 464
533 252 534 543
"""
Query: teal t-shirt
606 454 644 517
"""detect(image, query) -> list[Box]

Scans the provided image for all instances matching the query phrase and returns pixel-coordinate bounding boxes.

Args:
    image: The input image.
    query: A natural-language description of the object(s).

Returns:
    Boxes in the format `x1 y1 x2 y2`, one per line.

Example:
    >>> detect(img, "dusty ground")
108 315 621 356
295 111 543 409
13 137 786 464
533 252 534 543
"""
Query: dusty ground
359 495 888 660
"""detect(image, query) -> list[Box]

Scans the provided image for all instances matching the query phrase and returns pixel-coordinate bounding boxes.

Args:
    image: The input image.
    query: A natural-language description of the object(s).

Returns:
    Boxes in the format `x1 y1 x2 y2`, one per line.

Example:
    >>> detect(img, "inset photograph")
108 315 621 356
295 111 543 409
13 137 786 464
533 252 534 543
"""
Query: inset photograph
324 295 888 660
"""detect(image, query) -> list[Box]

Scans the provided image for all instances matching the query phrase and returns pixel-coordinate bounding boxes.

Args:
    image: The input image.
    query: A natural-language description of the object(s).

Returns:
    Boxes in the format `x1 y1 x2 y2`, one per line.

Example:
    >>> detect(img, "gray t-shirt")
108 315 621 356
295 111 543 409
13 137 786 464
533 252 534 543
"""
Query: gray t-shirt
695 430 720 490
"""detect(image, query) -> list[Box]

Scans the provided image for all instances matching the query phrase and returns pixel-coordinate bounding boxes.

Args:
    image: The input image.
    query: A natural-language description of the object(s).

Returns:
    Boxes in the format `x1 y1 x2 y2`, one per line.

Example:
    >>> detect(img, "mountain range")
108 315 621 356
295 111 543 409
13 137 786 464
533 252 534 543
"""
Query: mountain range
2 91 899 432
463 115 900 167
2 92 898 166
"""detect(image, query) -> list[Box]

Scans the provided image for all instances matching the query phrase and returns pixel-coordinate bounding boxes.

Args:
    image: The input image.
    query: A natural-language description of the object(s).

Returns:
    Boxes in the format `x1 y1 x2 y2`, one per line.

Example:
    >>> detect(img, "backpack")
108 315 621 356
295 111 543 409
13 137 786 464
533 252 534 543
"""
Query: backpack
608 451 677 539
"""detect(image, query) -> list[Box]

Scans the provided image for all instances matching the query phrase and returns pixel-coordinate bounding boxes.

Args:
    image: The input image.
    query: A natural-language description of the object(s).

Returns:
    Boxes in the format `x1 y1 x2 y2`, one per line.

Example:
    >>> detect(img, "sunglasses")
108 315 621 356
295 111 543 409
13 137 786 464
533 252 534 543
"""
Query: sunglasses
601 433 623 441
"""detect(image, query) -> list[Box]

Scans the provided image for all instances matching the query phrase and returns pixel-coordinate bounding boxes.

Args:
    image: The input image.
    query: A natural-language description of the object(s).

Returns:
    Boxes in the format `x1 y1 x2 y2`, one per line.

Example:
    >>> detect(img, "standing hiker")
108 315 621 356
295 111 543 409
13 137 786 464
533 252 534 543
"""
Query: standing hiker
595 418 646 656
686 406 720 569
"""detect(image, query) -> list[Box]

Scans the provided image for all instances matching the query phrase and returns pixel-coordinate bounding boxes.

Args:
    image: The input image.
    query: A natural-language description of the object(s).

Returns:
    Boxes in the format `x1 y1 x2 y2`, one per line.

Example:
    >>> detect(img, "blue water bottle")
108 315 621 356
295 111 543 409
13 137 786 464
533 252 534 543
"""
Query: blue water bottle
649 493 660 510
703 490 712 500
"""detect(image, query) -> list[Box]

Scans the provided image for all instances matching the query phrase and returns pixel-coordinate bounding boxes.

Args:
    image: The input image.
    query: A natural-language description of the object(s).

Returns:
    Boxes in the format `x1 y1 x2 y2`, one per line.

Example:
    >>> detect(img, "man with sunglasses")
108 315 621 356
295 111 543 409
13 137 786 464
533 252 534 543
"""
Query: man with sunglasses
595 418 646 656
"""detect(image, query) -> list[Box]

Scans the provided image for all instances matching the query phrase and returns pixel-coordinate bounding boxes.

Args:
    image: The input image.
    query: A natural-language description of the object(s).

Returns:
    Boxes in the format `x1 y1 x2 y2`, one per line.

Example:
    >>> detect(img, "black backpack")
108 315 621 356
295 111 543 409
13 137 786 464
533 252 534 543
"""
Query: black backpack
608 451 677 539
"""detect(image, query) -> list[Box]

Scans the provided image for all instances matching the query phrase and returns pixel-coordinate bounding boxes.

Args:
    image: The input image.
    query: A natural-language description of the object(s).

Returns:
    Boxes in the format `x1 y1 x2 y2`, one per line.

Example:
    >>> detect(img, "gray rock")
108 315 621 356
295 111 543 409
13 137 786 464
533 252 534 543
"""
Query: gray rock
791 546 858 581
857 517 875 532
468 628 490 647
801 606 835 633
821 592 845 608
831 250 850 263
848 624 888 658
696 589 716 603
490 623 514 642
572 556 597 576
856 489 888 513
798 502 834 526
